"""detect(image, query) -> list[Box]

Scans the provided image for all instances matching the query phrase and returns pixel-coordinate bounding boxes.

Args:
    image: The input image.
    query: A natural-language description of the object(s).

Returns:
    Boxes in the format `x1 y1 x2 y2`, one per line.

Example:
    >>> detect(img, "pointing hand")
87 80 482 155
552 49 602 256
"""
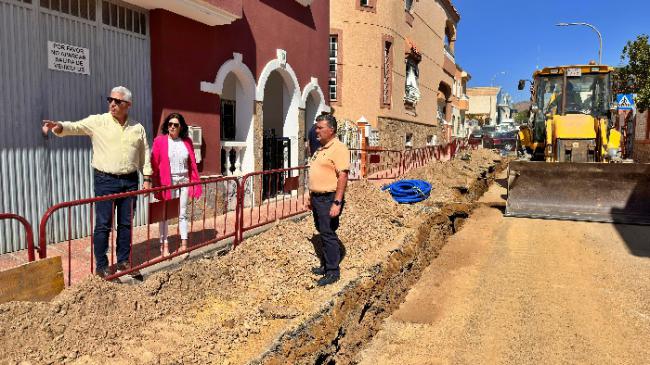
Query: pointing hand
42 120 61 136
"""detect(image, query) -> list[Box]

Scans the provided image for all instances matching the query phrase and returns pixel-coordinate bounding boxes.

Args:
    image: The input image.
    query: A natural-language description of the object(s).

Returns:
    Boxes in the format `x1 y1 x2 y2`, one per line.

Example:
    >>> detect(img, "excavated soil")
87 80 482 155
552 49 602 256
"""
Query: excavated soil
0 149 501 365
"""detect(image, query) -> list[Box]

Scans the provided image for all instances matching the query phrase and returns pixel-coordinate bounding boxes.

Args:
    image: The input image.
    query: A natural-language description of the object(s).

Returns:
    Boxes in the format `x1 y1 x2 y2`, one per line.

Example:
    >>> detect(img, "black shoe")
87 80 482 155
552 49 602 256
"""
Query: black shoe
95 267 110 278
311 266 326 275
117 261 141 277
316 272 340 286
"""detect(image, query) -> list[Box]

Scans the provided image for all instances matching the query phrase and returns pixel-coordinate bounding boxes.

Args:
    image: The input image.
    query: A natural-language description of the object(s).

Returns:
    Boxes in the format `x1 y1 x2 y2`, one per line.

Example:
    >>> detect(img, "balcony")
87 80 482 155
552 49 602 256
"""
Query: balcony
458 96 469 111
123 0 242 26
221 141 247 176
444 44 455 63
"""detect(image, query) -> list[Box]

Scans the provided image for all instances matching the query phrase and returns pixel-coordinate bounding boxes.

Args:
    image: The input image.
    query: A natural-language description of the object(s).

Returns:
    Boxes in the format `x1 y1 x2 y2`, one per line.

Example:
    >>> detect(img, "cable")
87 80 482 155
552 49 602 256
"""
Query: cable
381 179 432 204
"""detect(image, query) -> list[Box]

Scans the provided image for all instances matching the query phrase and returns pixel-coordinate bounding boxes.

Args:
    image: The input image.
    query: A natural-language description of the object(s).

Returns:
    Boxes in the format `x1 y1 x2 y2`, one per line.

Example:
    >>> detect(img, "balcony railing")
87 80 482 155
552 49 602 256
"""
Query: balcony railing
444 45 455 62
221 141 247 176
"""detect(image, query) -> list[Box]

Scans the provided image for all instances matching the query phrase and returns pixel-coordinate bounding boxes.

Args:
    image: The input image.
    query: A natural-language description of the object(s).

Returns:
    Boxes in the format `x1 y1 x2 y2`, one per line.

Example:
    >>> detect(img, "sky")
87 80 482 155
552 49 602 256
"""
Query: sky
453 0 650 102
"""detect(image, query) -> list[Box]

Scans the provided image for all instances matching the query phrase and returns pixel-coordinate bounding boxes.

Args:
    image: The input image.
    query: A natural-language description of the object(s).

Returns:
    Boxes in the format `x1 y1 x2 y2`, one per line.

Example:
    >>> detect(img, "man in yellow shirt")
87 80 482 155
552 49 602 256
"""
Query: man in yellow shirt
42 86 152 278
308 114 350 286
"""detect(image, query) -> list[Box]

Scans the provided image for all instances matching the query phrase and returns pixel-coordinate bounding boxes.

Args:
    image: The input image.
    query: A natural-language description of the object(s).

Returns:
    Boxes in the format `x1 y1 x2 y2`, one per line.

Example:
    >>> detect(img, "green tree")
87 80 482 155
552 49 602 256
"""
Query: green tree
614 34 650 112
514 110 529 124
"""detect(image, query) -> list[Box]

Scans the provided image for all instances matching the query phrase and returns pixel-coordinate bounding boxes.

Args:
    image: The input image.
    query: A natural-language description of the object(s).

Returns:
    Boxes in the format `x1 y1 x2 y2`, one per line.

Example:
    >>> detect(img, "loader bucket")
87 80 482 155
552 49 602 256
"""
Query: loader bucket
505 161 650 224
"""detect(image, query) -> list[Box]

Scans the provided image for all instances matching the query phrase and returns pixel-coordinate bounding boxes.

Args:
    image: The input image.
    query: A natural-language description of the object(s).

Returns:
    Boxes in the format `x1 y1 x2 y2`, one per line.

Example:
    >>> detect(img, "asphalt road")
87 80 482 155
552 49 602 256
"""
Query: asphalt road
358 176 650 364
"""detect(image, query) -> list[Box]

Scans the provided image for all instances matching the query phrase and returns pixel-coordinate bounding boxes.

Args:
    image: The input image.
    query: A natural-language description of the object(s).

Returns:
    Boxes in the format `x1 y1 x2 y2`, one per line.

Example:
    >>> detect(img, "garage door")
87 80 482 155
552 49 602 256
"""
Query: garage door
0 0 152 253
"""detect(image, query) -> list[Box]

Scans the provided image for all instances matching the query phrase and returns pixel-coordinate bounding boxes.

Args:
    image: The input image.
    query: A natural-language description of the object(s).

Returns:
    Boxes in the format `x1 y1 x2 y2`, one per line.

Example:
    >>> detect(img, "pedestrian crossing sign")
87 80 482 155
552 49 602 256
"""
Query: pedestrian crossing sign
617 94 635 110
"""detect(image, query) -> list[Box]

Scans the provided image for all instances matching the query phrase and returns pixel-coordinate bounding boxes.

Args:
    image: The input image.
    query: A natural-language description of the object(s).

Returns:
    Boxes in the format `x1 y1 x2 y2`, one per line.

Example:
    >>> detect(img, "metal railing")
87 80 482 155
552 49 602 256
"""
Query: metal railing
37 176 241 285
0 213 36 262
1 138 470 285
349 148 403 181
237 166 310 245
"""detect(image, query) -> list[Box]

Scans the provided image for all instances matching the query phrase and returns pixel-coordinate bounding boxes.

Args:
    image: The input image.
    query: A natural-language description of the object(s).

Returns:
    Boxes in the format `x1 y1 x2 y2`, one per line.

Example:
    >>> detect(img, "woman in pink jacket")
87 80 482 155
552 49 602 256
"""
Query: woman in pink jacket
151 112 202 255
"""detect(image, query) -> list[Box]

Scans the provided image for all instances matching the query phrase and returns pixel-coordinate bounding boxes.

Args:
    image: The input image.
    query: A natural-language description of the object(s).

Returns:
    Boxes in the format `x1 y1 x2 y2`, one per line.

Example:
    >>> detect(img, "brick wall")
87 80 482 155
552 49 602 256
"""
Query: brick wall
633 142 650 163
634 111 650 162
635 111 648 140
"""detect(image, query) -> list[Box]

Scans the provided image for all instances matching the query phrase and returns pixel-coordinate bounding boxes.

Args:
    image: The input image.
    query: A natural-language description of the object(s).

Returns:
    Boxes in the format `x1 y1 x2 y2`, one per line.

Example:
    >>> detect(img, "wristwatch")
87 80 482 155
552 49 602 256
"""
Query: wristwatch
333 200 341 206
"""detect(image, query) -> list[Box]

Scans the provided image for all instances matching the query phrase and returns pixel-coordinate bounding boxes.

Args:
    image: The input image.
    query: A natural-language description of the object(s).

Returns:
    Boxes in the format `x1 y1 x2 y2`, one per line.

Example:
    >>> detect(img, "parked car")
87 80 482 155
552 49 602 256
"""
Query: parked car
489 131 518 151
468 130 483 147
481 126 498 148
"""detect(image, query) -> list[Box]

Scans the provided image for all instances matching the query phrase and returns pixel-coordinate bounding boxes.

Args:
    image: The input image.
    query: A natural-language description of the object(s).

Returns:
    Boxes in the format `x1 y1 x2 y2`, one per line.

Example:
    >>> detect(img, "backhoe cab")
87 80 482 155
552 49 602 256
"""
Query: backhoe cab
517 64 621 162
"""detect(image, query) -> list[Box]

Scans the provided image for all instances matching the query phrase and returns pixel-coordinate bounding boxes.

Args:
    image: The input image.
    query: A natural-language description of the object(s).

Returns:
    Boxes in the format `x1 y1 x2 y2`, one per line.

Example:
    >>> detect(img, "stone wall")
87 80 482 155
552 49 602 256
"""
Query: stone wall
633 111 649 162
378 116 445 150
635 111 648 140
633 142 650 163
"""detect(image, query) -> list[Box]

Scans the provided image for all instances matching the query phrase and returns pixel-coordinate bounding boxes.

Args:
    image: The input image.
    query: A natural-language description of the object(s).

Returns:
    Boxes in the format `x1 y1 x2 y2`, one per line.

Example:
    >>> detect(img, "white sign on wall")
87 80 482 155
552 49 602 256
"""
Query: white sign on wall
47 41 90 75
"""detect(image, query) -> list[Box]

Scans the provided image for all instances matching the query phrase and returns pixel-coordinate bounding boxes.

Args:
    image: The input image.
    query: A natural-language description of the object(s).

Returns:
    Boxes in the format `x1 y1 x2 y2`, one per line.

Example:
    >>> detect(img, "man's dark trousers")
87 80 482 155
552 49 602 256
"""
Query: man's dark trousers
311 192 344 275
93 170 138 270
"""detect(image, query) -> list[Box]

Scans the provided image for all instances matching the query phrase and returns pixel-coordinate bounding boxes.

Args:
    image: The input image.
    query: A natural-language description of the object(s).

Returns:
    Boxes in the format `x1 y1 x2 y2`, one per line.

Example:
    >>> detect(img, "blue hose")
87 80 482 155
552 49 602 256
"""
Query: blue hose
381 179 432 204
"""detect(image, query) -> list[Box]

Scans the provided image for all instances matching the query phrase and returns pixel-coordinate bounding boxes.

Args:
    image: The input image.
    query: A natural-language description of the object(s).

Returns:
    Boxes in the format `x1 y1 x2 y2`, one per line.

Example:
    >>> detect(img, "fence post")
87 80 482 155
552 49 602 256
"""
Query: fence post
0 214 36 262
235 176 244 247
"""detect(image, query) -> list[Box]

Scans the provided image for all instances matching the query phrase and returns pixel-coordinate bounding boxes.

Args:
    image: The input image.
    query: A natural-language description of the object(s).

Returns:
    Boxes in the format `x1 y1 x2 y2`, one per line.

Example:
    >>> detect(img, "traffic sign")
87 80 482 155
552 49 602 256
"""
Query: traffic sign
617 94 635 110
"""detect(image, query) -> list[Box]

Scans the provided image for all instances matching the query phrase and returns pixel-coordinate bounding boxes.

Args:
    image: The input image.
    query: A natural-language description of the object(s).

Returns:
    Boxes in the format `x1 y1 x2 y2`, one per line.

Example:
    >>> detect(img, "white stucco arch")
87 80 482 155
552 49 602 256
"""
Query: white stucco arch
200 52 256 97
300 77 330 113
200 52 257 174
255 58 301 103
257 52 302 168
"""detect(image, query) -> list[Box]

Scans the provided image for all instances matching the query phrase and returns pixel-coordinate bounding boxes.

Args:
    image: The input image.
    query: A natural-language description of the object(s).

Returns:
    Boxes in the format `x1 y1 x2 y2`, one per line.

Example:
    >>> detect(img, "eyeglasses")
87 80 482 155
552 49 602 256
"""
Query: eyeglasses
168 122 180 128
106 96 127 105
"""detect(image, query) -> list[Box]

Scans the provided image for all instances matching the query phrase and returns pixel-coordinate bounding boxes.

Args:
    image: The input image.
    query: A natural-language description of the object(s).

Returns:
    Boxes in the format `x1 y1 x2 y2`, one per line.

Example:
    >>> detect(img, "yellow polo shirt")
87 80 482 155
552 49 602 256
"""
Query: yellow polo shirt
54 113 152 176
308 138 350 193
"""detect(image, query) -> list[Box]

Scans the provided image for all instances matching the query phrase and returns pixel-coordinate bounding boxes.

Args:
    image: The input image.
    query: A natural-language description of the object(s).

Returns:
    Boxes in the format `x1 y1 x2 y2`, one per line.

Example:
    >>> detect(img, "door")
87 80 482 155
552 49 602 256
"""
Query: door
0 0 152 253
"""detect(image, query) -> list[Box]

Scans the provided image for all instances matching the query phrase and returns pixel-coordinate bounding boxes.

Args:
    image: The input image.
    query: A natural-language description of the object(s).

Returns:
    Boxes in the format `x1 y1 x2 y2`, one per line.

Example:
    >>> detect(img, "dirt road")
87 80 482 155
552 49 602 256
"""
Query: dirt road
358 177 650 364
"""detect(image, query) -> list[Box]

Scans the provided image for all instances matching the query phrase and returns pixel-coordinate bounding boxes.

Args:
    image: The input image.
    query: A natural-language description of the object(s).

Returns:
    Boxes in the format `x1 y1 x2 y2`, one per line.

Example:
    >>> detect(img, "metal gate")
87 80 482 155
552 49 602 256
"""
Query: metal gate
262 129 291 199
0 0 152 253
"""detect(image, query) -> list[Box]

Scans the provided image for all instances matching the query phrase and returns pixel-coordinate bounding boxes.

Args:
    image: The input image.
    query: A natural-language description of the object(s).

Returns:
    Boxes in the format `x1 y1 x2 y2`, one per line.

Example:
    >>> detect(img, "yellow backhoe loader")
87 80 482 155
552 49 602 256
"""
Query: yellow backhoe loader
506 64 650 224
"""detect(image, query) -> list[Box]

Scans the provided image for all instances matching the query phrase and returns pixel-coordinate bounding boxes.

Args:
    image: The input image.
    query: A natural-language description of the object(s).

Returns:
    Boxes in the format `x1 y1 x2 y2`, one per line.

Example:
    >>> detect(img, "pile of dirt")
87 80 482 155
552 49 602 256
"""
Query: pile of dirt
0 149 500 365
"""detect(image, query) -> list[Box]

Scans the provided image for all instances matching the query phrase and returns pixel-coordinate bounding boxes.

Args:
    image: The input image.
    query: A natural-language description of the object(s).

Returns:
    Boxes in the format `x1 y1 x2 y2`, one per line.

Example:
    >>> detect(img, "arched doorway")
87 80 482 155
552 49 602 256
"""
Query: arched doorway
262 70 298 171
300 78 329 162
304 90 321 159
257 59 301 199
200 52 256 176
220 72 254 174
438 82 452 140
305 91 319 136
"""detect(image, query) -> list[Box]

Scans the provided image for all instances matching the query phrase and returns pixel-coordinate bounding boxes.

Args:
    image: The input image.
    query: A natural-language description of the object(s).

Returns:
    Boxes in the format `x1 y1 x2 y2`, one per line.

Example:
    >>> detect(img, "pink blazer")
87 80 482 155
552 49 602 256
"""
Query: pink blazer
151 135 202 201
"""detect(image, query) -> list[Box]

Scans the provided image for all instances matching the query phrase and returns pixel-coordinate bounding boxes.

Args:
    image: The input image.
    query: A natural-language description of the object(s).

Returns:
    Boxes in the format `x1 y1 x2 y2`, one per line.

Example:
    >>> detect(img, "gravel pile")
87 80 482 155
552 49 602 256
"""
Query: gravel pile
0 149 500 365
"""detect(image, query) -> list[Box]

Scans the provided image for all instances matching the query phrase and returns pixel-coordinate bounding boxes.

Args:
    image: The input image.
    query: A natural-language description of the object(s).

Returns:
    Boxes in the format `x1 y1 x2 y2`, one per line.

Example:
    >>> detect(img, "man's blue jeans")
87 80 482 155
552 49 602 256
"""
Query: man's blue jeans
311 192 344 275
93 170 138 270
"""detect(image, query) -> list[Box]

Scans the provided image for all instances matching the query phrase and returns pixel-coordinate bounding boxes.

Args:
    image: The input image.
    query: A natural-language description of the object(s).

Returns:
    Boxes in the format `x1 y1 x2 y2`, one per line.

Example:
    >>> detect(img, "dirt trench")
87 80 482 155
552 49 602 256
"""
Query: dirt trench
0 149 502 365
254 155 503 364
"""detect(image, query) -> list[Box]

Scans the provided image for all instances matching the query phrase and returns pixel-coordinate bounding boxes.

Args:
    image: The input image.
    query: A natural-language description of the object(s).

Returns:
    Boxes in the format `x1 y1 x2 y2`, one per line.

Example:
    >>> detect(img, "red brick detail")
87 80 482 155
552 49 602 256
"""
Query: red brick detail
646 111 649 140
380 34 394 109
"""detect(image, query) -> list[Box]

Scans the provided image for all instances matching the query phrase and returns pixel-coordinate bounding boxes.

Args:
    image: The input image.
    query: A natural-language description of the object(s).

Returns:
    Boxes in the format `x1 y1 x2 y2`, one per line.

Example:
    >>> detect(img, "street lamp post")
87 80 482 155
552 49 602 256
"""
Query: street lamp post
556 22 602 65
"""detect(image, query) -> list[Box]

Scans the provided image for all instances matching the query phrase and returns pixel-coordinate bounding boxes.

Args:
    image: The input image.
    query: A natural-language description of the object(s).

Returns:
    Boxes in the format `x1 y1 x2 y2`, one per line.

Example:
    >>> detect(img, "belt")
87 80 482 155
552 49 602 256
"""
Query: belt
94 168 138 179
310 191 335 196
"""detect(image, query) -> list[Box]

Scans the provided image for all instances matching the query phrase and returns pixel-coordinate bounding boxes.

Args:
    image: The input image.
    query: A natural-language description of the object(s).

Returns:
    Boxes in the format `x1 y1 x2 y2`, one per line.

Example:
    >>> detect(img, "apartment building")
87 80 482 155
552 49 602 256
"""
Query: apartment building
329 0 463 149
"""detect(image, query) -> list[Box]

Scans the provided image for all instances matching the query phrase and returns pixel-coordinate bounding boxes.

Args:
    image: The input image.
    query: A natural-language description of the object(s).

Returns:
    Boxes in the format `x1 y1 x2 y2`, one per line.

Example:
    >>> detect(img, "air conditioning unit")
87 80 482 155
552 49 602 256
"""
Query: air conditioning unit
188 126 203 163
